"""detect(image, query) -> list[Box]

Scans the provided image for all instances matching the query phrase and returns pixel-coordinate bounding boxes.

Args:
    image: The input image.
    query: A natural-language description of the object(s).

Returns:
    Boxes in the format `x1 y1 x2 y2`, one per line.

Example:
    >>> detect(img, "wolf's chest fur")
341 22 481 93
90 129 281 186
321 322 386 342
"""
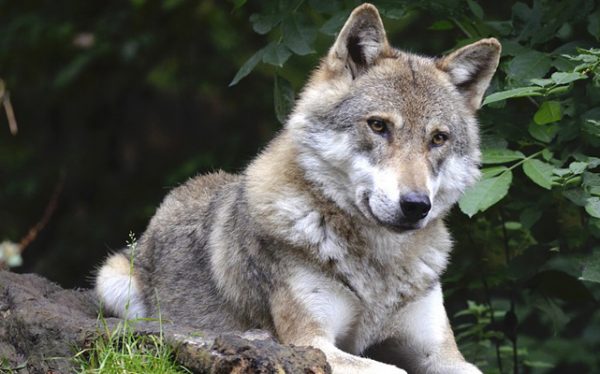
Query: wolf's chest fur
295 216 451 353
237 134 454 352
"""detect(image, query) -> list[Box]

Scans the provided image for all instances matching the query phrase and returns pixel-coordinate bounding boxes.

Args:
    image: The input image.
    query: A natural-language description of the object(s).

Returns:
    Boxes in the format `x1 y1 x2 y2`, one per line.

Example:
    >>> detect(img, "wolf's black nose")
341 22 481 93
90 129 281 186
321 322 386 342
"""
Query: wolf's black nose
400 193 431 222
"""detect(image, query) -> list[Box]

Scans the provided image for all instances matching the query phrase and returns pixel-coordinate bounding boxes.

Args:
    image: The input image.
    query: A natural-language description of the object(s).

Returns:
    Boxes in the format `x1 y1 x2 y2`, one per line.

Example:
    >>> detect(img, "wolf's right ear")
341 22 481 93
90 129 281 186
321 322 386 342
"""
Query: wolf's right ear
327 3 390 79
436 38 501 110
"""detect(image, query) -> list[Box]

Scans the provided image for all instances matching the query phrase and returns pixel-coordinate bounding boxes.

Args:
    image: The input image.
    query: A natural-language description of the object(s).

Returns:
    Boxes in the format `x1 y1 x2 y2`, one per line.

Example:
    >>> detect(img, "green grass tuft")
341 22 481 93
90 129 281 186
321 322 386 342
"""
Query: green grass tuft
75 233 189 373
73 318 190 374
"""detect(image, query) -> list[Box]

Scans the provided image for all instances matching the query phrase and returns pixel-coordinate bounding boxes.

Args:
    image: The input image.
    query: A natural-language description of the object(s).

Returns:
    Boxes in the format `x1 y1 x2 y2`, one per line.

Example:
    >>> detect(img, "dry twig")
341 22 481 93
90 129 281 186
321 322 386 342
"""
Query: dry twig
19 173 66 251
0 78 18 135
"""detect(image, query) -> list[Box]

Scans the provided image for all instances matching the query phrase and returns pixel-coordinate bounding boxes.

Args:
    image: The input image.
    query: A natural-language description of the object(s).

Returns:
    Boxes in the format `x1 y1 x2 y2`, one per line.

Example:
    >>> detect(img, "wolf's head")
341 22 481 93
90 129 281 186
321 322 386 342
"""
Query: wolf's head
288 3 500 232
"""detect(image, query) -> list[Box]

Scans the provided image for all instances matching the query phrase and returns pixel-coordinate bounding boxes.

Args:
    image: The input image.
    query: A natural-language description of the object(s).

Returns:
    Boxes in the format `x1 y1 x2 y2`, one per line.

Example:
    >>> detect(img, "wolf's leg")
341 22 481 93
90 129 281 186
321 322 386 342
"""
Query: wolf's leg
373 283 481 374
95 252 146 319
271 274 407 374
307 337 408 374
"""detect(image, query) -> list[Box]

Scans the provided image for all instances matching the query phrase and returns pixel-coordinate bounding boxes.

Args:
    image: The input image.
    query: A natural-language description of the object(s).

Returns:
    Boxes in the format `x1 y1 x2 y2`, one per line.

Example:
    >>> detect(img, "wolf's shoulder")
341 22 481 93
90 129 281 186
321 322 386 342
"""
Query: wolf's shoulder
172 170 239 200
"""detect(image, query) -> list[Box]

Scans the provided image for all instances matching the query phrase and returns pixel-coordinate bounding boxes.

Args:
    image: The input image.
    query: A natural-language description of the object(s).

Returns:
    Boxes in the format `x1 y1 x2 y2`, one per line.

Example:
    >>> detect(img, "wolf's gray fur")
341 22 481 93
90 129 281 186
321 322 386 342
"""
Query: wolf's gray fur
95 4 500 373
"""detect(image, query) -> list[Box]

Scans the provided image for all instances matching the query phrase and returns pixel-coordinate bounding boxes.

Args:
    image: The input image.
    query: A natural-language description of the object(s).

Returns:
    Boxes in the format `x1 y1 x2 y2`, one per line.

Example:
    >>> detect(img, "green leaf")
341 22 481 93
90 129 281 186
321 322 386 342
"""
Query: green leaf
482 86 543 106
553 168 571 177
534 101 562 125
546 85 570 95
582 119 600 138
588 157 600 168
231 0 247 11
486 21 512 36
146 58 179 90
542 148 553 161
553 56 580 73
308 0 340 14
379 7 405 20
320 11 349 35
530 78 553 86
428 20 454 30
466 0 484 19
501 40 529 56
586 197 600 218
262 42 292 67
582 107 600 121
130 0 145 8
162 0 185 10
580 250 600 283
591 218 600 238
535 296 569 334
507 50 552 83
459 171 513 217
557 23 572 40
523 361 554 369
528 122 559 143
588 10 600 40
583 171 600 190
569 161 588 175
520 207 542 229
523 159 555 190
274 74 295 125
481 166 509 179
229 48 266 87
482 148 525 164
550 71 587 85
54 53 95 88
249 13 282 35
568 50 599 63
562 188 589 206
282 16 315 55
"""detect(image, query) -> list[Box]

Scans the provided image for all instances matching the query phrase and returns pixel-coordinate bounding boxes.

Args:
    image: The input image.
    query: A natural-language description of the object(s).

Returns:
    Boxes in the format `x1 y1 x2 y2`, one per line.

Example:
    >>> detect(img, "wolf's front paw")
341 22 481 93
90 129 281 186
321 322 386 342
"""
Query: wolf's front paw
462 363 483 374
359 360 407 374
329 356 407 374
440 362 482 374
377 365 407 374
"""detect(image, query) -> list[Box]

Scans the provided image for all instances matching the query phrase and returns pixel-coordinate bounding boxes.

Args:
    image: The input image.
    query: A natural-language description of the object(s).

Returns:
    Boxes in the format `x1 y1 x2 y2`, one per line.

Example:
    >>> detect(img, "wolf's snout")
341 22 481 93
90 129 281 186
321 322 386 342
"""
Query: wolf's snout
400 193 431 222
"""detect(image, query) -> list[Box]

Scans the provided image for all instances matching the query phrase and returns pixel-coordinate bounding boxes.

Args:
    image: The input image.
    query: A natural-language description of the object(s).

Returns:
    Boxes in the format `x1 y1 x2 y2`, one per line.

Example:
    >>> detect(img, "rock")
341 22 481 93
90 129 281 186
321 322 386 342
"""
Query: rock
209 333 330 374
0 271 331 373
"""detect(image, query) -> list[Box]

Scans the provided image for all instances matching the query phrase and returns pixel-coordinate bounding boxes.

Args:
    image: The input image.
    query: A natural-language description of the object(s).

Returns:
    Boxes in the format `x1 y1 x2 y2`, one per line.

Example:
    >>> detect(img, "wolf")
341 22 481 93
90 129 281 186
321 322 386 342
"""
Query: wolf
95 3 500 373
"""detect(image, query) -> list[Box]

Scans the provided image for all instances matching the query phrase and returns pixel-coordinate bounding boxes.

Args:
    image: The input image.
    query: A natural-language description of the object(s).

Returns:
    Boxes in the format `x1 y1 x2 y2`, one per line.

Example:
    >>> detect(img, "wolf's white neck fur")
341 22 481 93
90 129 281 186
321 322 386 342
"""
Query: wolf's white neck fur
287 112 369 218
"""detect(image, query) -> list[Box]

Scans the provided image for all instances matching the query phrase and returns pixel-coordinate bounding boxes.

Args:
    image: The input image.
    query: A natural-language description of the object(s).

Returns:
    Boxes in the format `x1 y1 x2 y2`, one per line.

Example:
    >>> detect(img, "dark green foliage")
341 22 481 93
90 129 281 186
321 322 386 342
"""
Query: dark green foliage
1 0 599 373
0 1 277 285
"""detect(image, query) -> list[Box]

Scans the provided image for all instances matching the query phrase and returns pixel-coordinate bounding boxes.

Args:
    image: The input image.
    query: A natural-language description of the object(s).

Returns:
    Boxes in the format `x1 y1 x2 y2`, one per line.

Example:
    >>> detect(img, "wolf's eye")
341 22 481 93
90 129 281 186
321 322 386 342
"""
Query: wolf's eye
431 132 449 147
367 118 388 135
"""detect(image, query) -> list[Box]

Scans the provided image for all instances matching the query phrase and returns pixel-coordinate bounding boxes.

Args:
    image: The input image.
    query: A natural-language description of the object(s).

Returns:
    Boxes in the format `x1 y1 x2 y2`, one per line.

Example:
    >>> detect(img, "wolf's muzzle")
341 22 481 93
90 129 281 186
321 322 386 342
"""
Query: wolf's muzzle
400 193 431 223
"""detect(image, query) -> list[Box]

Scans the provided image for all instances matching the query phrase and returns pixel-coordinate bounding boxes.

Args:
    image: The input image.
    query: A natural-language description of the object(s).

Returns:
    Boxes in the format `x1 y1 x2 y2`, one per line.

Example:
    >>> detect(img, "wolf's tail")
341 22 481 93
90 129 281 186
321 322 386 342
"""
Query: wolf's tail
95 252 146 319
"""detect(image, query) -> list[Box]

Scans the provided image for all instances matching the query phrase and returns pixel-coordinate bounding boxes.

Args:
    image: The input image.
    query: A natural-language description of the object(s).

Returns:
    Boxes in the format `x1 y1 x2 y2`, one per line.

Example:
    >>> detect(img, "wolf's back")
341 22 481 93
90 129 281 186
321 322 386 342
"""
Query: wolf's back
95 171 246 329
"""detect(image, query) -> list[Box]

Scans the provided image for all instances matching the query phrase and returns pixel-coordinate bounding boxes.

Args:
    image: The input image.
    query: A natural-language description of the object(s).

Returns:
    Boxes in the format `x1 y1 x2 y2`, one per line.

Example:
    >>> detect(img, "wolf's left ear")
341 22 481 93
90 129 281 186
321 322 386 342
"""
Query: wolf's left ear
436 38 501 110
327 3 390 78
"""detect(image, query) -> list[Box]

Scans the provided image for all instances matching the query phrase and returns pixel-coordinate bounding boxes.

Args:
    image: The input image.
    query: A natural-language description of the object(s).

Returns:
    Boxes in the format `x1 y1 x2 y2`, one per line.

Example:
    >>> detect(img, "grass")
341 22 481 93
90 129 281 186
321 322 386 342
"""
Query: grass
75 233 189 374
73 317 191 374
1 358 27 373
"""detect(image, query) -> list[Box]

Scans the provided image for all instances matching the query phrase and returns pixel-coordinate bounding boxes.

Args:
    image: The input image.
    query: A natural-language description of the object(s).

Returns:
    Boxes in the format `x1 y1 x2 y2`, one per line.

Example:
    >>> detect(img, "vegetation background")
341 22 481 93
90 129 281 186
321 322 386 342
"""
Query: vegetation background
1 0 599 373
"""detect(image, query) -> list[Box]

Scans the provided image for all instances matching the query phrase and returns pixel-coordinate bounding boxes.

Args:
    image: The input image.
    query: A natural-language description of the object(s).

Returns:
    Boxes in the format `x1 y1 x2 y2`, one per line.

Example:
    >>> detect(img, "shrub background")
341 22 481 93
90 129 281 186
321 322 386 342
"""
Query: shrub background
1 1 599 373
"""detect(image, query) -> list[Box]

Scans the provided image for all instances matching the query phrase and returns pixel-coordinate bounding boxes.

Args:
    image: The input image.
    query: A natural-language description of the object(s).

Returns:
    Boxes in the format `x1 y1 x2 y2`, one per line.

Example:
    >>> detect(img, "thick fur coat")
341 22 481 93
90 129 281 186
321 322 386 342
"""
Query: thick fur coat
95 4 500 373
